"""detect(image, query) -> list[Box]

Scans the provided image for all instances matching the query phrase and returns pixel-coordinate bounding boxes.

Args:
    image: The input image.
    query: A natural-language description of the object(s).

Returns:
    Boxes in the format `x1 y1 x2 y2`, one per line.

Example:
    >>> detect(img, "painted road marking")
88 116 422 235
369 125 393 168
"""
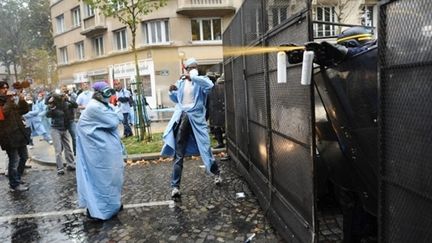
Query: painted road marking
0 200 175 222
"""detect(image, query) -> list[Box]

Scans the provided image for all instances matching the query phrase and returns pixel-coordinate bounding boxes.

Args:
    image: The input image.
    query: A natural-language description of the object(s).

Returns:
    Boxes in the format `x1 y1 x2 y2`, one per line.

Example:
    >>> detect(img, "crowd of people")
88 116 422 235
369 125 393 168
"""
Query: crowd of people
0 56 226 220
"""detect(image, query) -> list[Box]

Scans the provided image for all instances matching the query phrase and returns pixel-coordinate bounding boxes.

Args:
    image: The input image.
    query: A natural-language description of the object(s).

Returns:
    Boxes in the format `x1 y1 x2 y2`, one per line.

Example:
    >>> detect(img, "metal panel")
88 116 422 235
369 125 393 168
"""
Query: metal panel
272 133 313 224
233 57 249 156
268 22 311 145
379 0 432 242
246 73 267 126
248 122 268 176
242 0 263 45
223 0 314 242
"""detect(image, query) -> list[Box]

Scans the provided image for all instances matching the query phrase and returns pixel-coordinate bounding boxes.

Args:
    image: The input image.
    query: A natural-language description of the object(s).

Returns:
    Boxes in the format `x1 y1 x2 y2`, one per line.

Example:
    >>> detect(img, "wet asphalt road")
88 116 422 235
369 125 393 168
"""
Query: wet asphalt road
0 155 283 242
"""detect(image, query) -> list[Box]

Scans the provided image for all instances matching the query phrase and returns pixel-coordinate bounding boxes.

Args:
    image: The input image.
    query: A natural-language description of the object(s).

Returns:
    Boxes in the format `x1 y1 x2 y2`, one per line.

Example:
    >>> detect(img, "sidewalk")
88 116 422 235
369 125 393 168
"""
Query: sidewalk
29 121 225 166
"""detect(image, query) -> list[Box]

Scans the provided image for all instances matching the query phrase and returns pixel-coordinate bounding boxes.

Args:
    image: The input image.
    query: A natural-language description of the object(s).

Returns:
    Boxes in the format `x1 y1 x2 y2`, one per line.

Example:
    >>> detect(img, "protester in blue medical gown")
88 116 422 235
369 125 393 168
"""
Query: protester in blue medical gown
161 57 222 198
76 81 124 220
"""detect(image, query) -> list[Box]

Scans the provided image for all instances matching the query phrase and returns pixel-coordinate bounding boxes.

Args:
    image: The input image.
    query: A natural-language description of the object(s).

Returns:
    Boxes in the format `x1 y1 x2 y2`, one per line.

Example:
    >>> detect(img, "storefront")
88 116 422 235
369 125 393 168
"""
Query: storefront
111 59 156 108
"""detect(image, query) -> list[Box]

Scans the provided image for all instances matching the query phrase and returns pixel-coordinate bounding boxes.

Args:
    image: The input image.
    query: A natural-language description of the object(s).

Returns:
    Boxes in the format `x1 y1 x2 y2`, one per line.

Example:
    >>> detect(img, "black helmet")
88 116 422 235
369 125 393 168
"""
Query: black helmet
337 27 373 47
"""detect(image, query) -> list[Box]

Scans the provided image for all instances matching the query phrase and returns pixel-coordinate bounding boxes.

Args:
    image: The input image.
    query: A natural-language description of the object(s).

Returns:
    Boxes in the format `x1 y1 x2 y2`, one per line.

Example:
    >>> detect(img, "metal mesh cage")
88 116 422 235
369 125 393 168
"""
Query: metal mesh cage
379 0 432 242
223 0 313 241
242 0 263 45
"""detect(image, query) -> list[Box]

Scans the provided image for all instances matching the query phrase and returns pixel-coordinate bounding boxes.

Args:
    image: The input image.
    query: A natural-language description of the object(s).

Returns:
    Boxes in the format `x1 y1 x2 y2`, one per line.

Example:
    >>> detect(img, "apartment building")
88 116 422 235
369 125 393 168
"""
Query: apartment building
50 0 243 108
312 0 379 39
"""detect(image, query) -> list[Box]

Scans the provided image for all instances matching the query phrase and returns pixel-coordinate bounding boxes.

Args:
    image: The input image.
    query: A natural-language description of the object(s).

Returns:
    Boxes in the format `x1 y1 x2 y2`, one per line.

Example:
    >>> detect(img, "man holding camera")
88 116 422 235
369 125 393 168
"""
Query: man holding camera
46 90 77 175
0 81 30 192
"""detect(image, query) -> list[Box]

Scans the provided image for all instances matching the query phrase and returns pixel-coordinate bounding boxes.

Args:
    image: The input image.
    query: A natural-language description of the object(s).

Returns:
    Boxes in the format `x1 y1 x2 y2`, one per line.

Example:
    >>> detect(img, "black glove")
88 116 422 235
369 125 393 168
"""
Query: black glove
305 41 348 67
117 97 130 103
169 85 178 92
280 43 304 64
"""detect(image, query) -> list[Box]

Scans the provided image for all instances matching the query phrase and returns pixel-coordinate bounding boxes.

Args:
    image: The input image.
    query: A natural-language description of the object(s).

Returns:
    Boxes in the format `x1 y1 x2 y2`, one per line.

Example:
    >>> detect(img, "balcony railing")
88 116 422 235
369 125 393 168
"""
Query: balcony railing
177 0 235 17
80 14 107 37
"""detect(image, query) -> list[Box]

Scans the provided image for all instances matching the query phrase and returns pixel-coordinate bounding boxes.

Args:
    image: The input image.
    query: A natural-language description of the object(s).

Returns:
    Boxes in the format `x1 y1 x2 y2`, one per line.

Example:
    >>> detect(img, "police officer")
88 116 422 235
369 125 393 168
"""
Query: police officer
285 26 376 67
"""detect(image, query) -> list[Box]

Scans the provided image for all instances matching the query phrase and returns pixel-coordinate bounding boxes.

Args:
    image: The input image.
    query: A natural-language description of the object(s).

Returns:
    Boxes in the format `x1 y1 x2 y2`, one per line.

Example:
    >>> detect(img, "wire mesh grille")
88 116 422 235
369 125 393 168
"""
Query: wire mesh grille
242 0 263 45
379 0 432 242
223 0 312 241
233 57 249 156
381 0 432 67
246 73 267 126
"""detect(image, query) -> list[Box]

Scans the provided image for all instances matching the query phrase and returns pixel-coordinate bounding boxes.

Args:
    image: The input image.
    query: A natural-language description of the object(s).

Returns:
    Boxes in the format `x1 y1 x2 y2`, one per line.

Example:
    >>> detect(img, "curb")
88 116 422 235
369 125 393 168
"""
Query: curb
32 148 227 166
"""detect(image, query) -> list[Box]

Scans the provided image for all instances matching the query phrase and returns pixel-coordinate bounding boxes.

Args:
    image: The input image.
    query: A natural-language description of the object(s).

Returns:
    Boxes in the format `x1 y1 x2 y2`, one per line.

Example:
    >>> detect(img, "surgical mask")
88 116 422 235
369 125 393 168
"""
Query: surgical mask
37 96 43 101
189 69 199 78
13 96 19 104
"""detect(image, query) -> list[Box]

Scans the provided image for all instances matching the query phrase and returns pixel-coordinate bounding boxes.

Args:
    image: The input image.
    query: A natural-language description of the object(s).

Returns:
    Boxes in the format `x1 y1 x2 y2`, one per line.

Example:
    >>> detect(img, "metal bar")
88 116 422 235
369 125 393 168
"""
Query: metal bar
382 61 432 70
312 20 376 29
382 177 432 203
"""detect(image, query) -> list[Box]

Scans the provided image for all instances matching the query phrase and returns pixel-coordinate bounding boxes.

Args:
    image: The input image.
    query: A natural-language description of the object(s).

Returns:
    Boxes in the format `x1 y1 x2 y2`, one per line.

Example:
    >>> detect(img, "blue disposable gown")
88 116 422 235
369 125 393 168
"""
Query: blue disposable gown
161 75 217 173
34 100 51 134
76 99 124 220
23 101 47 137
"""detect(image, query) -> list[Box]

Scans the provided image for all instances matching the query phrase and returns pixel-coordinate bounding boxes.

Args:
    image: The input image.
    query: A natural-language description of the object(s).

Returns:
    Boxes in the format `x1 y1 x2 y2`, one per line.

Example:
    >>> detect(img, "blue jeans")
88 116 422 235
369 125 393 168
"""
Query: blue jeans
6 146 28 188
171 112 219 188
122 113 133 137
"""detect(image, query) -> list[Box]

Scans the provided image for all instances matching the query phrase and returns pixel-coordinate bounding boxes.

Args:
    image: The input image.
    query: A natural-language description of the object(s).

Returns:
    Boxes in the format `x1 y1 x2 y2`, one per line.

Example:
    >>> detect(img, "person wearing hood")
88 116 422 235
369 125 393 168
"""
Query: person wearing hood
75 81 124 221
161 58 222 198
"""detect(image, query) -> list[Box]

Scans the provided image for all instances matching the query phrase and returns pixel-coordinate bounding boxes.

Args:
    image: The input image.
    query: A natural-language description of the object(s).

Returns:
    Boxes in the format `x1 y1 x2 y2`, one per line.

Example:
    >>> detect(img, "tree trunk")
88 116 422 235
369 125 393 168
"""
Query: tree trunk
132 27 151 141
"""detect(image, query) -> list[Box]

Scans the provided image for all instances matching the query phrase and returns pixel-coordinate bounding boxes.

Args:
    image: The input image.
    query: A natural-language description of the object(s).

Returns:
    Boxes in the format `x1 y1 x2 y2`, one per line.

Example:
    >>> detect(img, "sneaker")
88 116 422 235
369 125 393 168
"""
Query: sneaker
171 187 181 198
28 145 33 149
57 169 65 175
214 173 223 185
25 165 32 169
10 185 29 192
66 166 76 171
48 140 53 145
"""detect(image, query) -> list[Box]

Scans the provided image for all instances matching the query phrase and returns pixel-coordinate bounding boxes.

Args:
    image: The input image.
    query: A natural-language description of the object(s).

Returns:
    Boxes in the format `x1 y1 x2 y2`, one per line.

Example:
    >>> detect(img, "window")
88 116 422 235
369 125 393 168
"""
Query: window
271 7 288 27
142 20 170 44
84 4 94 17
75 41 84 60
191 18 221 42
71 7 81 27
56 14 65 34
93 36 104 56
59 47 68 64
111 1 126 11
114 29 128 50
313 6 336 37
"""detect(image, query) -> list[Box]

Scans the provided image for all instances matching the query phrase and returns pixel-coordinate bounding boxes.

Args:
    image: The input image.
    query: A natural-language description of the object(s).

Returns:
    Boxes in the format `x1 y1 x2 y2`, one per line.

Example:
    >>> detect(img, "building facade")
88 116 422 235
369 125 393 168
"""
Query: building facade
312 0 379 39
50 0 243 108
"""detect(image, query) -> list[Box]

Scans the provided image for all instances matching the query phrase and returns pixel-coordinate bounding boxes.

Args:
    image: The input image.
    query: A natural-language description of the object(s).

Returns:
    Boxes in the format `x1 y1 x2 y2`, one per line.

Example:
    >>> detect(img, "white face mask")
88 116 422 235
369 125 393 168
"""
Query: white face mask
37 96 43 101
189 69 199 78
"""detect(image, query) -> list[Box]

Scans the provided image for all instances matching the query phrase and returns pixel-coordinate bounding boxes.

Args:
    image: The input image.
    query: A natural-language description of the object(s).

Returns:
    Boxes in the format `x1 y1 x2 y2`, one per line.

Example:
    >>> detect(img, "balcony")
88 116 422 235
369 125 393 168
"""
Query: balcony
80 15 107 37
177 0 235 17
